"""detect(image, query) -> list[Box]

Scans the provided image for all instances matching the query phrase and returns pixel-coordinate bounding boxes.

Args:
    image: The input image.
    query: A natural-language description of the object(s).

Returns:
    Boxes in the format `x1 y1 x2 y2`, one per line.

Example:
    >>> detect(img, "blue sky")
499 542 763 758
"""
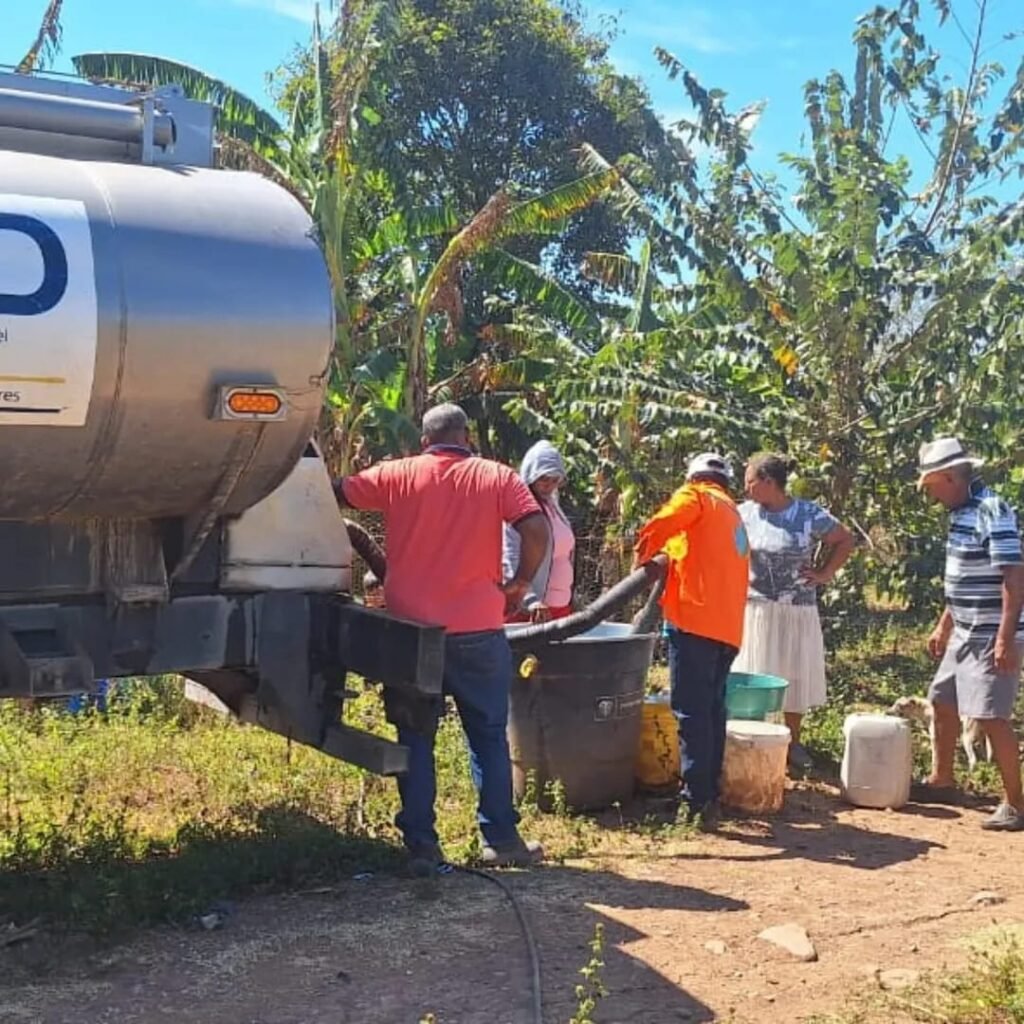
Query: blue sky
6 0 1023 179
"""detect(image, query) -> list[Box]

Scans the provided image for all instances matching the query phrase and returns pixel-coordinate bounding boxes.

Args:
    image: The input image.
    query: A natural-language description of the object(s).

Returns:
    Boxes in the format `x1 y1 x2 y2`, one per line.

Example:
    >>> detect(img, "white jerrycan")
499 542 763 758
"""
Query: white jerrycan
841 713 912 810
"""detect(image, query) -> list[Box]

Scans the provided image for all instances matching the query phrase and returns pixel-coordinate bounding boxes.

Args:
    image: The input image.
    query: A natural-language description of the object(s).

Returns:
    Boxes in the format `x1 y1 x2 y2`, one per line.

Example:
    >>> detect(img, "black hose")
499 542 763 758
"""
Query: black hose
631 570 666 636
506 556 668 652
348 527 668 652
454 866 543 1024
344 519 387 583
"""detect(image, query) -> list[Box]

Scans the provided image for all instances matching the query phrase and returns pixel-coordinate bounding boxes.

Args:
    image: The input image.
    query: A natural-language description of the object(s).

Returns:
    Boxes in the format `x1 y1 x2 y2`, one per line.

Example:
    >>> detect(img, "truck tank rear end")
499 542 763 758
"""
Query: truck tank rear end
0 70 442 775
0 151 332 519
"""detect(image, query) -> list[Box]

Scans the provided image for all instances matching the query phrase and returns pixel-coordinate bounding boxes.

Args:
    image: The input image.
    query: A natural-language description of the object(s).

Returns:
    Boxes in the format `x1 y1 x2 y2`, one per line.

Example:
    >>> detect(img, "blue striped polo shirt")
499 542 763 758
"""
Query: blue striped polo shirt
945 482 1024 640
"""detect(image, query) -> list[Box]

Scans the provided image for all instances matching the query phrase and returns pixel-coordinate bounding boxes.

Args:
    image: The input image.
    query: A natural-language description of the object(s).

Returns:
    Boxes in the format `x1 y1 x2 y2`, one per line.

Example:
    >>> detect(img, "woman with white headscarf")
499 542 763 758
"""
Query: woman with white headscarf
503 440 576 623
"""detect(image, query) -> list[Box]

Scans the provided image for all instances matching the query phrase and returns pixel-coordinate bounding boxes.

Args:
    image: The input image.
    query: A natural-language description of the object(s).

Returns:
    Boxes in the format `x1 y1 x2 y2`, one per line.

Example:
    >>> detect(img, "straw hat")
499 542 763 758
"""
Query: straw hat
917 437 984 486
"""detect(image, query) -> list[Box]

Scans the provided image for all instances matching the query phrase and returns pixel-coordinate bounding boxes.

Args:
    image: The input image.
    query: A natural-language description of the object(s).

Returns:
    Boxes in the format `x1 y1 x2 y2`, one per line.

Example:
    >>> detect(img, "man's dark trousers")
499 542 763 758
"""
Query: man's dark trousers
666 624 738 813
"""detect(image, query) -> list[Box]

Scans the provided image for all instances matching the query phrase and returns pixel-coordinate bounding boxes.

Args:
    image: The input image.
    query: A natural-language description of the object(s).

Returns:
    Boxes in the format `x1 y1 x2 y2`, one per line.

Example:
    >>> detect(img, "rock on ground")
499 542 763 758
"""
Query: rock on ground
970 890 1005 907
878 968 920 992
757 923 818 963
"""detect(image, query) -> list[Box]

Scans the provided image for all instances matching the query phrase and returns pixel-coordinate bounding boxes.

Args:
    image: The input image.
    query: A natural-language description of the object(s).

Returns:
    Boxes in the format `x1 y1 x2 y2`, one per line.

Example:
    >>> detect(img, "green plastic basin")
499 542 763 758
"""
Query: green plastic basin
725 672 789 721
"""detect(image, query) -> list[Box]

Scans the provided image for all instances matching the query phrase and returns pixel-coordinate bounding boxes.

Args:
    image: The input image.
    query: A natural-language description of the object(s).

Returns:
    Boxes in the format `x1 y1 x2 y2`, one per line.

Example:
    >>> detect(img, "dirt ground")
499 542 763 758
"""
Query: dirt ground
4 783 1024 1024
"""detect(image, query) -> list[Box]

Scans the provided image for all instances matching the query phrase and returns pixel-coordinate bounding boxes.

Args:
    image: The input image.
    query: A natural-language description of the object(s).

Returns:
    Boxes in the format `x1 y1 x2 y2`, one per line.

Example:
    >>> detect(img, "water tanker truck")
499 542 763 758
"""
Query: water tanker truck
0 69 443 774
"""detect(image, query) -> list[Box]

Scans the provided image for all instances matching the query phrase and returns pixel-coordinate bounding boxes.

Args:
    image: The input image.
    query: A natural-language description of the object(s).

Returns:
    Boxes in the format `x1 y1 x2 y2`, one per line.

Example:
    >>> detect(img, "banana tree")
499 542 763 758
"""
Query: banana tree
74 1 620 466
17 0 65 73
562 2 1024 611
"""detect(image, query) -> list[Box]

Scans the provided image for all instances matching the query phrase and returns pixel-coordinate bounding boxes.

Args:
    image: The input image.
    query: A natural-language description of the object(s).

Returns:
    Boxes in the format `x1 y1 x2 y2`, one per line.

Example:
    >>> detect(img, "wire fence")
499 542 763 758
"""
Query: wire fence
344 507 932 666
347 507 637 603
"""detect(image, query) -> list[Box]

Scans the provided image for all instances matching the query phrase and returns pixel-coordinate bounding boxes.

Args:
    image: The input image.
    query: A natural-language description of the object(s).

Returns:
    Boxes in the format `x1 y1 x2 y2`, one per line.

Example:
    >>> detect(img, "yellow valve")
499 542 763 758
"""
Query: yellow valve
519 655 539 679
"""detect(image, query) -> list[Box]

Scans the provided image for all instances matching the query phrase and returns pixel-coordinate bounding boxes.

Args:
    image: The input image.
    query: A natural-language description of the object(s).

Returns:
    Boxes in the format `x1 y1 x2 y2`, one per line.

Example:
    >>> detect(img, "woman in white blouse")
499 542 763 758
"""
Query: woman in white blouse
733 453 855 769
503 441 576 623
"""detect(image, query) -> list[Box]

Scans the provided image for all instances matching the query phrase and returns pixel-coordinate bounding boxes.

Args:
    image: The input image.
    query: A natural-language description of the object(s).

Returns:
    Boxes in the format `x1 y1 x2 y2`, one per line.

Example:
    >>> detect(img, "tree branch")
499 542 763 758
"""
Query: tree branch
922 0 987 238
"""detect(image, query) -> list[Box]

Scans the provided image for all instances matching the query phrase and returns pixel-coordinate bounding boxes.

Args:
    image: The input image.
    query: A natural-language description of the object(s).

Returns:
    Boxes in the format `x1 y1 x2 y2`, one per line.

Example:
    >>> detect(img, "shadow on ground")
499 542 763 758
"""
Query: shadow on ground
713 787 945 869
459 864 740 1024
0 801 744 1023
0 803 404 935
1 859 736 1023
599 786 947 871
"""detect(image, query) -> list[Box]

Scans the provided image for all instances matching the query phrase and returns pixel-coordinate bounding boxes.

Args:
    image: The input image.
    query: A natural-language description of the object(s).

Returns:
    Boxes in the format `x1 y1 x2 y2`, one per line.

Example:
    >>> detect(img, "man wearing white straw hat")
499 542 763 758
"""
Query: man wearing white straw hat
915 437 1024 831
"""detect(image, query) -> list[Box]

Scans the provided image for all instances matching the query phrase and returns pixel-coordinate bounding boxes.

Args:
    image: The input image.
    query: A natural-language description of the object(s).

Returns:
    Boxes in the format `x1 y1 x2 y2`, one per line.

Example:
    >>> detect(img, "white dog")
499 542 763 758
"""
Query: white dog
889 696 992 771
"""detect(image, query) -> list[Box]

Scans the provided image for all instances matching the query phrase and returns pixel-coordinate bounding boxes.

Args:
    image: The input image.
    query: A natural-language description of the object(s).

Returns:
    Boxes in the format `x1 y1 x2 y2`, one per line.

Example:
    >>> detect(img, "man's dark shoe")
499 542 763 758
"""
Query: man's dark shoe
909 779 961 805
480 837 544 868
406 841 446 878
787 742 814 771
677 799 720 832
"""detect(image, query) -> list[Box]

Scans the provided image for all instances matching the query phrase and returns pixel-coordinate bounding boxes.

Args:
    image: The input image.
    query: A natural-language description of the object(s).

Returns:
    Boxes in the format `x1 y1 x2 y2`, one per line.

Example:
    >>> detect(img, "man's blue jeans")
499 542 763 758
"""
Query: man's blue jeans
395 629 520 851
667 625 738 813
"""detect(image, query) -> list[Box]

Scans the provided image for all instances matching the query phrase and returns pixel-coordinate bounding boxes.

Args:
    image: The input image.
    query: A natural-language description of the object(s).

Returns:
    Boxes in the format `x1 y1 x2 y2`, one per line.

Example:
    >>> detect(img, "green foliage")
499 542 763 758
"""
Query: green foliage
506 311 772 524
509 2 1024 612
321 0 673 287
569 923 608 1024
938 937 1024 1023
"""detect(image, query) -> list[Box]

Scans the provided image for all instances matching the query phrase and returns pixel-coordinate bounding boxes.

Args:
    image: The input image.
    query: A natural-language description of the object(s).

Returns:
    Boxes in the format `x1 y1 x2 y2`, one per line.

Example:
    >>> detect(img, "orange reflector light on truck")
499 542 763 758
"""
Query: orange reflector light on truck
227 391 282 416
216 386 288 421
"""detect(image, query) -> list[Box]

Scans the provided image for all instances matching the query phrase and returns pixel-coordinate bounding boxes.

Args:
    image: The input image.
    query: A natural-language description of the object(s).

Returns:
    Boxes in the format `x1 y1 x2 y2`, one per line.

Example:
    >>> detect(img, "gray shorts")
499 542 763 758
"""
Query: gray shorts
929 630 1022 720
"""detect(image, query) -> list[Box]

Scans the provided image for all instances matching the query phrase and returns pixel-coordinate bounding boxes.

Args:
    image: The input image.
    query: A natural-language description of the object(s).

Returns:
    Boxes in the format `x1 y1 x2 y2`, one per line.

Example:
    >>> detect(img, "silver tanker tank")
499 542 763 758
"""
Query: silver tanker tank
0 71 443 778
0 143 332 519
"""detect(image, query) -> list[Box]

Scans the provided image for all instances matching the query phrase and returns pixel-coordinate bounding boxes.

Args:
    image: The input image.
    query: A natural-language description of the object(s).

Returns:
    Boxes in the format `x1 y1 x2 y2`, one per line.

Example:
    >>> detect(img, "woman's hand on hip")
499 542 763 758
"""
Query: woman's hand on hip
798 565 833 586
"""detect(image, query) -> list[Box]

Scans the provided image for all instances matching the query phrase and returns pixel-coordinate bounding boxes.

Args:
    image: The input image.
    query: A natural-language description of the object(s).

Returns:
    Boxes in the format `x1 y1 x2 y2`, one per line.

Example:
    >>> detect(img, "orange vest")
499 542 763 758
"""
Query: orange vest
635 481 749 648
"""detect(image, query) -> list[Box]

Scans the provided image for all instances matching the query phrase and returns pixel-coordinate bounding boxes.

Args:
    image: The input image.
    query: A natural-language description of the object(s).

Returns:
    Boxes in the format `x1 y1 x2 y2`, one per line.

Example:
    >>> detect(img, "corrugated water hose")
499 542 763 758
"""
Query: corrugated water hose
343 519 387 584
505 556 667 652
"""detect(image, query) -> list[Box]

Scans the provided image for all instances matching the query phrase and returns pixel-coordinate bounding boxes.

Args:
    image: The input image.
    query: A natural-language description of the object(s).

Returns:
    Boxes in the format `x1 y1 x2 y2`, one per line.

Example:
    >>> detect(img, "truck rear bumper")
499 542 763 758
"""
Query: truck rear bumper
0 594 444 776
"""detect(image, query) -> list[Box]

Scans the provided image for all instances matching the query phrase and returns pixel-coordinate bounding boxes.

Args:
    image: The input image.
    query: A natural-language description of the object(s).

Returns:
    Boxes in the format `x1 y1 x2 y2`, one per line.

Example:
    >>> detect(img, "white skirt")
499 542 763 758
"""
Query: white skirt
732 601 827 714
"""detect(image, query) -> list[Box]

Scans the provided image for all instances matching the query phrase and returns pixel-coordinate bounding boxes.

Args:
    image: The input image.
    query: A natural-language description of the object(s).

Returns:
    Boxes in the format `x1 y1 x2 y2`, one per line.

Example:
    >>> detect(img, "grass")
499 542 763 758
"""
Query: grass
0 616 1013 937
0 679 405 932
805 617 1021 792
0 676 694 934
810 934 1024 1023
938 937 1024 1022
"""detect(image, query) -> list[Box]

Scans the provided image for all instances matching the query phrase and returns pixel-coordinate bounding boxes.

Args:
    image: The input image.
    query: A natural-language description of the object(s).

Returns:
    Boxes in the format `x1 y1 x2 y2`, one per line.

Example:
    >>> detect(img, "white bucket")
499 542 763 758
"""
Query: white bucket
841 713 912 810
721 720 791 814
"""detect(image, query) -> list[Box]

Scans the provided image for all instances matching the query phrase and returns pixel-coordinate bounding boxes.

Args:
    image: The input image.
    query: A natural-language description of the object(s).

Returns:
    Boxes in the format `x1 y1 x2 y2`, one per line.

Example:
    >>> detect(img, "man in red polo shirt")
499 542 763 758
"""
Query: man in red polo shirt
336 404 549 872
